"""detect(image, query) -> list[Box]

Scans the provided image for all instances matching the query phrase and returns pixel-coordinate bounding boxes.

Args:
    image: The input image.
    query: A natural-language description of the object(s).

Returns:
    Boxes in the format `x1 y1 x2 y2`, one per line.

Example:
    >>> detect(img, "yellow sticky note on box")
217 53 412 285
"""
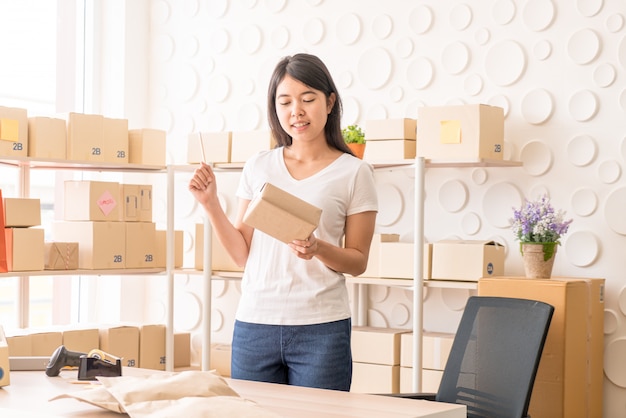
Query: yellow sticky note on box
0 118 19 142
439 119 461 144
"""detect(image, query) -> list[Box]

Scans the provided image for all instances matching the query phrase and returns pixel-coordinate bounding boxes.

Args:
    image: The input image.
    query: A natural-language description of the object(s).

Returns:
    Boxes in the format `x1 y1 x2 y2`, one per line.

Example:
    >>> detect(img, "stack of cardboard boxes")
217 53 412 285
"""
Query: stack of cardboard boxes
363 118 417 160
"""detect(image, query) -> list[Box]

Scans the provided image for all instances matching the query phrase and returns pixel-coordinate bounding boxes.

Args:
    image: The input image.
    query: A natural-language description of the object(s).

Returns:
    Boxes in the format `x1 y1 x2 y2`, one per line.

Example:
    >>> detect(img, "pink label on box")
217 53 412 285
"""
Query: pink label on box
97 190 117 216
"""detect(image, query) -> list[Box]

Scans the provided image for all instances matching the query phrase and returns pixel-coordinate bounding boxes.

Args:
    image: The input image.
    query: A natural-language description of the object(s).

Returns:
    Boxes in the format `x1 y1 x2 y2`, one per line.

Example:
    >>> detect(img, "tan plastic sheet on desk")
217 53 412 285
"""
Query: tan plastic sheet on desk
50 370 280 418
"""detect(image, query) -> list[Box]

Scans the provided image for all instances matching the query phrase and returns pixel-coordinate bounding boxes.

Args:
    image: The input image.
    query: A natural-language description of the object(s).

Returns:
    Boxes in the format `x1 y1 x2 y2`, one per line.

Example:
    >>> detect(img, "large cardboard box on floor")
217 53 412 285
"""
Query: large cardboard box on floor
187 131 231 164
3 197 41 227
230 129 276 163
478 276 603 418
28 116 67 159
431 240 504 281
352 326 410 366
64 180 121 222
365 118 417 140
417 104 504 160
52 221 126 269
243 182 321 244
5 227 44 271
65 112 104 162
99 325 140 368
0 106 28 157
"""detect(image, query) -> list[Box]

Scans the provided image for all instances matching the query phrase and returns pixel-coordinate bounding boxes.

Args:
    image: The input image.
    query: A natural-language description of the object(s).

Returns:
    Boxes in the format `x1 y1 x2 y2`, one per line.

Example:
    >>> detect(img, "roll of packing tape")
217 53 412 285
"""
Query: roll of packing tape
87 349 118 362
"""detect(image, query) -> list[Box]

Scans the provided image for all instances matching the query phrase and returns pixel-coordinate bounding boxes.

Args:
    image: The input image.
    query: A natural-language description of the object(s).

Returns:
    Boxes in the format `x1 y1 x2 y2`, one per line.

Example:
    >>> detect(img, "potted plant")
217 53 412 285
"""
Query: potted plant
341 124 366 159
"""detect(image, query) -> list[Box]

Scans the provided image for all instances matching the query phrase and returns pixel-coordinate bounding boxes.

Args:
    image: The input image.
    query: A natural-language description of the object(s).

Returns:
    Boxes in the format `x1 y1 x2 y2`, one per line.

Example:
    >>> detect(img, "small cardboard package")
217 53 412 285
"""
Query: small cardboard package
365 118 417 140
363 139 416 160
102 117 129 164
431 239 504 281
28 116 67 159
125 222 157 269
64 180 121 222
5 227 45 271
65 112 104 162
243 183 322 243
3 197 41 227
0 106 28 157
187 131 231 164
99 325 140 368
44 242 79 270
139 324 166 371
128 128 166 166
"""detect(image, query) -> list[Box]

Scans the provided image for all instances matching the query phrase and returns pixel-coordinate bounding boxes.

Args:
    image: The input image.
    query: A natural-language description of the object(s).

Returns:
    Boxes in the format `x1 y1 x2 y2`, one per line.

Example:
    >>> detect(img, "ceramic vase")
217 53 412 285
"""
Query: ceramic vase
520 242 557 279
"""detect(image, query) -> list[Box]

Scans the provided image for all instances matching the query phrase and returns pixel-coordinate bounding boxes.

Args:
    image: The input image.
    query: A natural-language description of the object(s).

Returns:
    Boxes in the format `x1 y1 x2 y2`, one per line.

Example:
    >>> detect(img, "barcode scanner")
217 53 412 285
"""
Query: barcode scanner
45 345 86 377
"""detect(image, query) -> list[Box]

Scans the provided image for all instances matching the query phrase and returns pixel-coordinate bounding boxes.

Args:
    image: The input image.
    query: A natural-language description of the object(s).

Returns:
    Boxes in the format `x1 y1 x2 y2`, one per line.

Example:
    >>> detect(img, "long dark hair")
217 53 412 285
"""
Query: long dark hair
267 53 353 155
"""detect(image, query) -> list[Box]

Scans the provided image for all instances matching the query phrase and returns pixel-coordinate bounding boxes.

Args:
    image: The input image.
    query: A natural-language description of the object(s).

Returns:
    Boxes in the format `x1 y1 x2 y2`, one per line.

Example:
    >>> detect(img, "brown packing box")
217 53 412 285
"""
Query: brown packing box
417 104 504 160
128 128 166 166
0 106 28 157
209 343 232 377
478 277 593 418
154 230 183 268
138 185 153 222
125 222 157 268
66 112 104 162
174 332 191 368
0 326 9 387
64 180 121 222
195 223 243 272
230 129 276 163
431 240 504 281
376 234 432 280
102 117 129 163
363 139 416 160
3 198 41 227
187 131 231 164
139 324 166 370
243 182 322 244
400 367 443 393
365 118 417 140
30 331 63 357
52 221 126 269
400 331 454 369
28 116 67 159
351 362 400 393
44 241 79 270
351 326 410 366
99 325 140 368
62 327 100 353
5 227 44 271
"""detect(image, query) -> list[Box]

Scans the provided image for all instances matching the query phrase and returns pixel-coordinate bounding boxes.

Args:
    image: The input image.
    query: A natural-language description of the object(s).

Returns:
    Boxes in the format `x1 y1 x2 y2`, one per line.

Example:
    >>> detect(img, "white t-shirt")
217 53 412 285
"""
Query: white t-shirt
235 147 378 325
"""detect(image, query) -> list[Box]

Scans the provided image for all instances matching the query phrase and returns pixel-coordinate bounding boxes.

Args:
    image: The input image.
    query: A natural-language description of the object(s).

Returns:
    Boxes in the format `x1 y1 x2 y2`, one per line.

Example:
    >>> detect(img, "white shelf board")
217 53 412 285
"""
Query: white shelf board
0 156 166 172
346 276 478 290
0 268 165 278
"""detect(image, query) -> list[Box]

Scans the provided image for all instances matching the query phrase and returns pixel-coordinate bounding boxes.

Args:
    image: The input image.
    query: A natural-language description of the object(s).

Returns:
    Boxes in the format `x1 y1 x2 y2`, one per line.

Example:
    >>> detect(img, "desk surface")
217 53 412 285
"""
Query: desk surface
0 369 465 418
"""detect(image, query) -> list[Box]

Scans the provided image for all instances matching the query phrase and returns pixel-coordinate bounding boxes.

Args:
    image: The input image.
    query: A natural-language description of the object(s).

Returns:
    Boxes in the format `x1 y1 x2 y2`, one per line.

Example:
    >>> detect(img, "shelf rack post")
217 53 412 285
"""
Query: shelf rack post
202 216 212 371
165 165 175 370
413 157 425 392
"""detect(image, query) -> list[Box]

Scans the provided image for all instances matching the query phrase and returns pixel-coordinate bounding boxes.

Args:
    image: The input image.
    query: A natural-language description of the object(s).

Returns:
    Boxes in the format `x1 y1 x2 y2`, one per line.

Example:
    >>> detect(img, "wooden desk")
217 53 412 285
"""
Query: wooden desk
0 369 466 417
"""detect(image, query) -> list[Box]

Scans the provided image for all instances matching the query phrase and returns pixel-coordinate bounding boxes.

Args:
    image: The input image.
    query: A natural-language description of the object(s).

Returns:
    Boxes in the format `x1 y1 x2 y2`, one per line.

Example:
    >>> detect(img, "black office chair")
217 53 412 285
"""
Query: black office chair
383 296 554 418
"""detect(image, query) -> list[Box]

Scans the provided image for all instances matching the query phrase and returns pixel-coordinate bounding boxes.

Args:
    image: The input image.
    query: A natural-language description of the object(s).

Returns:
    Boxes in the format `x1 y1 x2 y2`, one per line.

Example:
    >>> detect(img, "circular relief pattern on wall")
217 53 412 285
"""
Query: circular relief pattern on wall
464 74 483 96
438 180 468 213
564 230 599 267
407 57 435 89
366 104 388 120
520 140 553 176
520 88 553 124
621 136 626 163
207 74 231 103
174 292 202 330
567 28 600 65
390 86 404 102
270 26 290 49
205 106 226 131
409 5 434 34
593 63 617 87
207 0 228 17
606 14 625 33
598 160 622 184
619 36 626 69
442 288 471 311
265 0 287 13
482 182 523 228
303 18 325 45
450 3 472 31
358 47 393 89
567 134 597 166
212 310 224 332
236 102 262 130
484 40 526 86
571 187 598 216
474 28 490 45
376 183 404 226
492 0 516 25
305 0 323 5
373 14 393 39
391 304 411 326
441 41 470 74
337 13 362 45
576 0 602 17
621 89 626 113
182 35 200 58
152 0 171 24
604 309 619 335
461 212 482 236
396 38 414 58
337 71 353 89
369 285 389 304
239 25 263 54
522 0 555 31
153 34 175 62
604 338 626 387
533 39 552 60
368 309 388 328
605 187 626 235
529 185 550 201
471 168 488 185
342 96 360 126
488 95 510 117
568 89 598 122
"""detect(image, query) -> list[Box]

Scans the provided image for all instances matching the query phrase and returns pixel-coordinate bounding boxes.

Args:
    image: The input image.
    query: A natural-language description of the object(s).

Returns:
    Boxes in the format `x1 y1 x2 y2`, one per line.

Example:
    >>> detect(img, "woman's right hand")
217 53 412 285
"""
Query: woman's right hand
188 162 219 207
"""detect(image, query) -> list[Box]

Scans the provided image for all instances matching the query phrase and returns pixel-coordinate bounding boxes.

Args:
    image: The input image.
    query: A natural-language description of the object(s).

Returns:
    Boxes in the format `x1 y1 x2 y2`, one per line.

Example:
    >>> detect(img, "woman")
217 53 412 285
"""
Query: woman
188 53 377 391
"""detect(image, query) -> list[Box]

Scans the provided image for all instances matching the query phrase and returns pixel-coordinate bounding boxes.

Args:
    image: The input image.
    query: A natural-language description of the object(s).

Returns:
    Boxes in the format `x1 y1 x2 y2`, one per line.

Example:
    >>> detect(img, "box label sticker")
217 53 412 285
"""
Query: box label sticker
439 119 461 144
0 118 19 142
97 190 117 216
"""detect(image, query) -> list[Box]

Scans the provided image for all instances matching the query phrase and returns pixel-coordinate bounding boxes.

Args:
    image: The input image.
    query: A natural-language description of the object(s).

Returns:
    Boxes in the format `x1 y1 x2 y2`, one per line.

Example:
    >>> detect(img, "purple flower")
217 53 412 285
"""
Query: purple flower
511 195 573 244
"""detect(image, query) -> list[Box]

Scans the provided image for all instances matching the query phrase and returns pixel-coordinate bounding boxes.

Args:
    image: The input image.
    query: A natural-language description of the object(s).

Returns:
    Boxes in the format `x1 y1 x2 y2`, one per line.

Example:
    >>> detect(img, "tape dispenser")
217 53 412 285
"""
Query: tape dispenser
46 345 122 380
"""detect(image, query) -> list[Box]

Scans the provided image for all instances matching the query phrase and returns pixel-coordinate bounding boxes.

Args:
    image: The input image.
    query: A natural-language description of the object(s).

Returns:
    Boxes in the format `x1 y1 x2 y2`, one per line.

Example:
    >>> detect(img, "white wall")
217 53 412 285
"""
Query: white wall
127 1 626 415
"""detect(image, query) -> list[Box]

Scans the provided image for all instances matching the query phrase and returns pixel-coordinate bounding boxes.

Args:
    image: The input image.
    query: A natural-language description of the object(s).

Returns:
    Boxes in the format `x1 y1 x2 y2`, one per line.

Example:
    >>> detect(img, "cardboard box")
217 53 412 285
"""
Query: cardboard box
243 182 322 244
139 324 166 370
431 240 504 281
363 139 416 161
377 235 432 280
478 277 591 418
30 331 63 357
66 112 104 162
209 343 232 377
400 331 454 369
52 221 126 269
417 104 504 160
174 332 191 368
99 325 140 368
230 129 276 163
351 362 400 393
125 222 157 268
0 326 9 387
44 242 79 270
28 116 67 159
400 367 443 393
137 185 153 222
62 327 100 353
0 106 28 157
155 230 183 268
365 118 417 140
5 227 44 271
351 326 410 366
3 198 41 227
64 180 121 222
187 131 231 164
6 334 32 357
128 128 166 166
194 223 243 272
102 117 129 163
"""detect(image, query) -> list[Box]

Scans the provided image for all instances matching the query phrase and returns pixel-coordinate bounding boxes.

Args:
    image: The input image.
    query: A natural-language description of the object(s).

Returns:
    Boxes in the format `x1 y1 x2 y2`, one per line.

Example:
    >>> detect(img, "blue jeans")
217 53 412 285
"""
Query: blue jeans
231 318 352 391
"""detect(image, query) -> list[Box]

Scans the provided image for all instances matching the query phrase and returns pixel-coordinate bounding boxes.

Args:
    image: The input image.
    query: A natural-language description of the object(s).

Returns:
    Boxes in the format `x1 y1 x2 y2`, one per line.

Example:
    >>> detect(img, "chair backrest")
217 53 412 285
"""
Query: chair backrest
436 296 554 418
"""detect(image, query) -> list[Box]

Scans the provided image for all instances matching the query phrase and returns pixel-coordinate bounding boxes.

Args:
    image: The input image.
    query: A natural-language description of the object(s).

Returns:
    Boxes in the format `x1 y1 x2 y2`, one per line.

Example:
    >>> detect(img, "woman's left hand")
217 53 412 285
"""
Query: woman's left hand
289 234 319 260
